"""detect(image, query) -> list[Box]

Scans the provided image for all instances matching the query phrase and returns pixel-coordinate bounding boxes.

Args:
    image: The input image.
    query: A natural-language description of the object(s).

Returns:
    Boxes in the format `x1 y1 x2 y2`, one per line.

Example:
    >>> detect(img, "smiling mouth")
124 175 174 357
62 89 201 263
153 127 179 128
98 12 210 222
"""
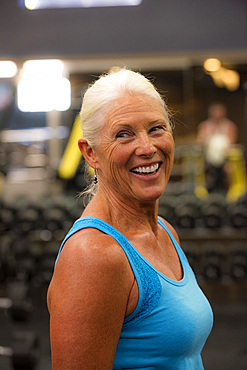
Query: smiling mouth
131 162 161 175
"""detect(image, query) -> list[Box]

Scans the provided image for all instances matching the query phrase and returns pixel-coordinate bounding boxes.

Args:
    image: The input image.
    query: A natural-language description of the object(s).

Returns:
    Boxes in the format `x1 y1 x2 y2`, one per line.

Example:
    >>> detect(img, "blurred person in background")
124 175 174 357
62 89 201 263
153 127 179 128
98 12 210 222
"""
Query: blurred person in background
197 102 238 193
197 102 238 146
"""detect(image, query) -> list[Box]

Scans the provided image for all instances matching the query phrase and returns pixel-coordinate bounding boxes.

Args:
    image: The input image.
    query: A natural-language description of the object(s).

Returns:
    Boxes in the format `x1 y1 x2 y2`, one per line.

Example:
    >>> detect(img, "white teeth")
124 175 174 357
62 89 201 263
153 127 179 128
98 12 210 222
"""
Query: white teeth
132 163 159 174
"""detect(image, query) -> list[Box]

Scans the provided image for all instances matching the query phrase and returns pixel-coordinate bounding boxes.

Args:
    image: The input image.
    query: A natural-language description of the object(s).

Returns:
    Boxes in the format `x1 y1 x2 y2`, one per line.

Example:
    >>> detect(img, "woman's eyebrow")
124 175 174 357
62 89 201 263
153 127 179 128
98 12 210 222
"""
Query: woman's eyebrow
112 118 167 132
148 119 167 126
112 122 133 130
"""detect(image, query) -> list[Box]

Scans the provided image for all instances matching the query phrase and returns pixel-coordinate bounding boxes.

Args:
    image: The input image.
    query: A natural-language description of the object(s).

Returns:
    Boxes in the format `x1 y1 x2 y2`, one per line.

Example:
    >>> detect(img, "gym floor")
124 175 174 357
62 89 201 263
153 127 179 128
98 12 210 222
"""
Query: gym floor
0 283 246 370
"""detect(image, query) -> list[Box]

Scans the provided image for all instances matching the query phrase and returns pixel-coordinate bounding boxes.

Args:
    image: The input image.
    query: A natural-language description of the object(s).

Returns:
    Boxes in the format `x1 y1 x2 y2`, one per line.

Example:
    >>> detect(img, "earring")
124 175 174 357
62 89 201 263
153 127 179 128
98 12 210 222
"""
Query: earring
93 170 98 184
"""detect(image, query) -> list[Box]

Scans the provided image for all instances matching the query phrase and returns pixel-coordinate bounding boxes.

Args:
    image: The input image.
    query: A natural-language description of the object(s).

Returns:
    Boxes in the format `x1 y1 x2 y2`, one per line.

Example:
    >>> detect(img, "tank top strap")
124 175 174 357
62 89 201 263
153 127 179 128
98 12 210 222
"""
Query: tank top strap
157 217 189 265
55 216 162 330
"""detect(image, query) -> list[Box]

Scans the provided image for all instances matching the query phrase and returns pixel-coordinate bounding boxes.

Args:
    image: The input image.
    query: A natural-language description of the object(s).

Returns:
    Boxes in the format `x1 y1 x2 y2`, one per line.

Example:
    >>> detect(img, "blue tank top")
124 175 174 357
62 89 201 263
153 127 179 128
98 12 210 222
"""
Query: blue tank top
55 216 213 370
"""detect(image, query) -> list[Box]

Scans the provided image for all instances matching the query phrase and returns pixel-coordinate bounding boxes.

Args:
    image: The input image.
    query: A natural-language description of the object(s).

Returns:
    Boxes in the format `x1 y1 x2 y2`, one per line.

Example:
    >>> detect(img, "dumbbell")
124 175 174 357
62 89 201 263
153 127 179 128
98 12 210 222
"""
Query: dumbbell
0 281 33 321
0 331 40 370
173 194 201 229
11 237 37 283
158 196 176 225
228 195 247 229
0 237 16 282
202 244 225 283
0 203 17 234
181 242 200 275
41 203 71 233
0 235 36 284
229 249 247 282
16 205 44 234
35 242 59 285
201 194 228 229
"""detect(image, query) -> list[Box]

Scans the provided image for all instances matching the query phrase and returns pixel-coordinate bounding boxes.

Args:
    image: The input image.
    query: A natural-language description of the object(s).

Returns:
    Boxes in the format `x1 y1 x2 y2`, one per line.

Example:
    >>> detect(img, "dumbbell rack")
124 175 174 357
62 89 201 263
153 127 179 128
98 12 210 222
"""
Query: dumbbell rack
0 195 85 370
0 279 41 370
179 226 247 299
158 182 247 302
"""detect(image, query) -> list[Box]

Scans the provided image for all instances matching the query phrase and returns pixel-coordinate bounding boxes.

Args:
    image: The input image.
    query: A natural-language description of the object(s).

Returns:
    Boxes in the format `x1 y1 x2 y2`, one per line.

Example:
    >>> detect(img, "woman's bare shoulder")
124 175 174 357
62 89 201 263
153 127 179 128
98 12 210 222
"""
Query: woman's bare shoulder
47 227 132 309
57 227 126 267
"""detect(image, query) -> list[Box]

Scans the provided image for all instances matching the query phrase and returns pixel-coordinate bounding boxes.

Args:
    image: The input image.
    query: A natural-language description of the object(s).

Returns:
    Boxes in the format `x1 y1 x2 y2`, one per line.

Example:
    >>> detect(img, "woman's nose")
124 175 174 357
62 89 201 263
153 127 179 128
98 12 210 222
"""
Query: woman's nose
135 133 156 157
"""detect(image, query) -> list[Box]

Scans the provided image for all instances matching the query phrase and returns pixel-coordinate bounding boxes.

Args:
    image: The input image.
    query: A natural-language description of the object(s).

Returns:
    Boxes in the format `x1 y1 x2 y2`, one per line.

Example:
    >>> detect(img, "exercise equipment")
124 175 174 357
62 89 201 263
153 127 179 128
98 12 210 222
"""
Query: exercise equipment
0 235 15 282
158 195 176 225
228 192 247 228
181 242 200 275
16 205 43 235
201 243 224 283
57 114 82 180
0 331 40 370
202 251 223 283
193 145 208 199
201 194 228 229
229 247 247 282
0 203 16 233
173 194 201 229
35 242 58 284
0 281 33 321
228 203 247 229
226 147 247 202
9 235 37 283
40 198 72 233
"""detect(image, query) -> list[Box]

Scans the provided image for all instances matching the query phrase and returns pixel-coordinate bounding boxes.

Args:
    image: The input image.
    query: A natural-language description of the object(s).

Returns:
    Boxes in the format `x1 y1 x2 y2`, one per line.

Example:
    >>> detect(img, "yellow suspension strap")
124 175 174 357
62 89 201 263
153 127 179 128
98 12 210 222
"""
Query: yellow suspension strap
193 145 208 199
57 114 83 180
58 114 94 180
226 146 247 202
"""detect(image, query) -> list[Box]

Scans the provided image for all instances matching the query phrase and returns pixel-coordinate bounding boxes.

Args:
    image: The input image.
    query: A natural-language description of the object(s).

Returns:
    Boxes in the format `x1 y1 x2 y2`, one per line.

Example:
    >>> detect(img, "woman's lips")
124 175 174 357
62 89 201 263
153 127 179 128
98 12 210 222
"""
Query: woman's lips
131 162 161 175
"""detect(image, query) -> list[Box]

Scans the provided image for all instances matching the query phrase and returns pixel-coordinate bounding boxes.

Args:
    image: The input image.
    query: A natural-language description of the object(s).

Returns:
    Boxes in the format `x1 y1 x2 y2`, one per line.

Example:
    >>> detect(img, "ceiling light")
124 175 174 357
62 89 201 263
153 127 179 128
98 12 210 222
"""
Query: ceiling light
210 67 240 91
25 0 39 9
0 61 17 78
223 69 240 91
17 59 71 112
203 58 221 73
22 0 142 9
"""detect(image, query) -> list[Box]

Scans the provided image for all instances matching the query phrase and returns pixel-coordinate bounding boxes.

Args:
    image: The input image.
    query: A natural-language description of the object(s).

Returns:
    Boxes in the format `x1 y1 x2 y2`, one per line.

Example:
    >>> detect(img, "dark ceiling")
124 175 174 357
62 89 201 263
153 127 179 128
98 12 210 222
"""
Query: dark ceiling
0 0 246 60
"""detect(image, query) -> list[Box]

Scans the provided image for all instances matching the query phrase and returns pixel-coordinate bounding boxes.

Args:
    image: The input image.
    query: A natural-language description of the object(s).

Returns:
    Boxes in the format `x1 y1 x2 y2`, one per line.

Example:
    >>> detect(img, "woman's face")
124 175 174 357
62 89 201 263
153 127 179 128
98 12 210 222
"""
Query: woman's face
94 94 175 205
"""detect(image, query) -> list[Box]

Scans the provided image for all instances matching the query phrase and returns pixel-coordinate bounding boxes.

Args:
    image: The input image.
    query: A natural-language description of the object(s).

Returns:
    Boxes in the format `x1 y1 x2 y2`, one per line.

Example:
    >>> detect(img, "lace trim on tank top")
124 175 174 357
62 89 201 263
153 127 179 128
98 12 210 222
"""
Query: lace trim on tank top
120 243 162 330
55 216 162 330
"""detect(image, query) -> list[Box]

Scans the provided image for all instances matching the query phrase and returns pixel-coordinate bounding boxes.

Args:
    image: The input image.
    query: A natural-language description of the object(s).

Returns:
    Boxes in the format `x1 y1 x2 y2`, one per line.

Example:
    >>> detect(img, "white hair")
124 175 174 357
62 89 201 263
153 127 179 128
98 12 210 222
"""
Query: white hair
80 67 171 148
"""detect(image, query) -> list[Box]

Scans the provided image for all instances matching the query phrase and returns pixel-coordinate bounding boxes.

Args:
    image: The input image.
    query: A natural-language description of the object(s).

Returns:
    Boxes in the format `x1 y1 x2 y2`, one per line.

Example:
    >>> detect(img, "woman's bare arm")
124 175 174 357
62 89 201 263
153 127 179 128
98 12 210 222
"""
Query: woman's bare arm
47 228 134 370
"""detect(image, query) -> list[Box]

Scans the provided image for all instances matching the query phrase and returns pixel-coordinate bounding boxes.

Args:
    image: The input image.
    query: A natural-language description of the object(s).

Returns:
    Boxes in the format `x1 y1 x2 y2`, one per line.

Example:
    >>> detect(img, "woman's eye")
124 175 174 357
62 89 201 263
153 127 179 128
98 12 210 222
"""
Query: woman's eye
116 131 131 138
150 126 165 133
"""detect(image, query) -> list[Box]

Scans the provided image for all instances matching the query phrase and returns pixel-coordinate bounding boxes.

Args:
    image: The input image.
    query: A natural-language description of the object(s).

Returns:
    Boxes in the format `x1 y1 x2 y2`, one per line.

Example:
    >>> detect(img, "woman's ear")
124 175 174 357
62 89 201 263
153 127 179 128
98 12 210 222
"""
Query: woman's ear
78 138 99 169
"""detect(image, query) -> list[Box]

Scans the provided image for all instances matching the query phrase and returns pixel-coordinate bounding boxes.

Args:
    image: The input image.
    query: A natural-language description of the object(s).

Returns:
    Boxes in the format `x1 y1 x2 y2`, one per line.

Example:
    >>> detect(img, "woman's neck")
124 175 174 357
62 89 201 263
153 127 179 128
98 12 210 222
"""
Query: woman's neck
83 187 160 236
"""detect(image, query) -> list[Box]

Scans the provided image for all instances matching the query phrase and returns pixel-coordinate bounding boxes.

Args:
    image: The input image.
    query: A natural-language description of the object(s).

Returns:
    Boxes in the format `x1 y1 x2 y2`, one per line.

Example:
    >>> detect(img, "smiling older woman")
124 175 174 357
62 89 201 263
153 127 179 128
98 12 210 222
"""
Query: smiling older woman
47 68 213 370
